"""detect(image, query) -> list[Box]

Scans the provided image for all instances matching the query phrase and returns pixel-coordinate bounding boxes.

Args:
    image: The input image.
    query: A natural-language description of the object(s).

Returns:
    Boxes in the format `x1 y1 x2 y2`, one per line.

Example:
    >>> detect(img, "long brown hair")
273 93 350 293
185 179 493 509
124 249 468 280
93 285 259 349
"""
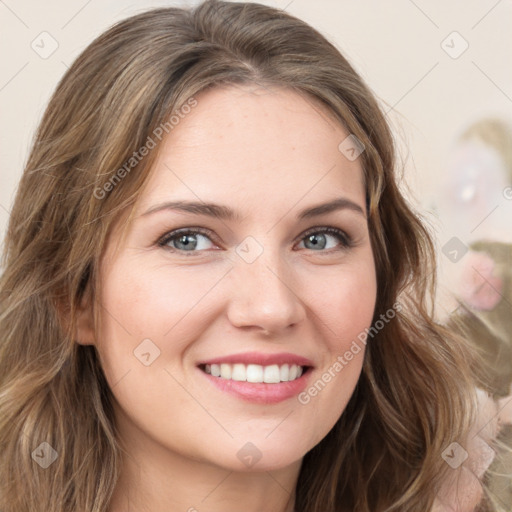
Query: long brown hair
0 1 480 510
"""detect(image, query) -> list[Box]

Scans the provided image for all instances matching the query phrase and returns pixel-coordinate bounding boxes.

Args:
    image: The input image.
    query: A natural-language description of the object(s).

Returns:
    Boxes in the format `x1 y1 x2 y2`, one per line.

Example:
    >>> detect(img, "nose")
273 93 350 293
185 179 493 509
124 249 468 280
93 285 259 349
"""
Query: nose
225 246 306 336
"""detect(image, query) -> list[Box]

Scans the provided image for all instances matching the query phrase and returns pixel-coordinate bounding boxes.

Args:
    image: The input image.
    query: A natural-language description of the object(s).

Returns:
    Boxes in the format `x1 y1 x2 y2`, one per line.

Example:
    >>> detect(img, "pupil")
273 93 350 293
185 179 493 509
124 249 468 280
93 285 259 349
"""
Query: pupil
178 234 197 250
307 233 326 250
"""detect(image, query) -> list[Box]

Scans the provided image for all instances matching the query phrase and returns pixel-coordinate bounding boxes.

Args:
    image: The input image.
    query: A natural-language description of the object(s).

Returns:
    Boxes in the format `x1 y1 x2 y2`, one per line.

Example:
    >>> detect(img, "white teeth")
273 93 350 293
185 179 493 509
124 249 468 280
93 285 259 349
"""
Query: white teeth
202 362 305 383
231 364 246 381
246 364 263 383
280 364 289 382
220 363 232 379
263 364 281 383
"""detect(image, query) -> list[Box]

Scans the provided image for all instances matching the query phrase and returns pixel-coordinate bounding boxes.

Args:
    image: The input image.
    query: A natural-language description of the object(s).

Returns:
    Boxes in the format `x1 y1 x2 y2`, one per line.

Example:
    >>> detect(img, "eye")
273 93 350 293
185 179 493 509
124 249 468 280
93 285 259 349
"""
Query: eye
157 228 217 253
157 226 353 255
296 227 353 252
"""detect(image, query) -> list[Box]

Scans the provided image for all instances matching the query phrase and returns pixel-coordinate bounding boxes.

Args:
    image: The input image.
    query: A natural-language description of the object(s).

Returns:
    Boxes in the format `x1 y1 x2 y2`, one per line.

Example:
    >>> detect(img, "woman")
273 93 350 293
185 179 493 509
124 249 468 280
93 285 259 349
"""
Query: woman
0 1 485 511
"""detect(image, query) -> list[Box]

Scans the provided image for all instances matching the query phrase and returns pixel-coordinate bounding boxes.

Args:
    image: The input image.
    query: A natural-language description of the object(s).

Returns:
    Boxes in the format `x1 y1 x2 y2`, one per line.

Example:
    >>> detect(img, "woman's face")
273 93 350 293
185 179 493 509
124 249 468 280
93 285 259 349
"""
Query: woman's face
88 85 377 472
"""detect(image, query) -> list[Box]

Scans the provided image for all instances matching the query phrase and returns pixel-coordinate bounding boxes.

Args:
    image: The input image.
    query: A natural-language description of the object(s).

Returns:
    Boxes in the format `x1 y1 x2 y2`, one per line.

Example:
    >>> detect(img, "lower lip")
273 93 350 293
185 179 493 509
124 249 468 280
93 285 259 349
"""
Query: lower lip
199 368 311 404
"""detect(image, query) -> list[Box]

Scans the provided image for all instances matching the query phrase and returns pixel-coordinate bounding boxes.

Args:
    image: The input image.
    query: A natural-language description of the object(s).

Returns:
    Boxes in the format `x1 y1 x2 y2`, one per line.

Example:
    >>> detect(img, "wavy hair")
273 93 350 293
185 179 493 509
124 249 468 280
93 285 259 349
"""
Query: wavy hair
0 1 481 511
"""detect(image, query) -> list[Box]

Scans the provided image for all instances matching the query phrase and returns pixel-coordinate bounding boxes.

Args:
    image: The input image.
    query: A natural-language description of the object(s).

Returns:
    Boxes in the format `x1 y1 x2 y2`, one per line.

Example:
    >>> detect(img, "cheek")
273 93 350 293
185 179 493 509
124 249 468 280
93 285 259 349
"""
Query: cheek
96 259 230 356
93 259 230 438
309 256 377 349
93 255 242 433
295 254 377 437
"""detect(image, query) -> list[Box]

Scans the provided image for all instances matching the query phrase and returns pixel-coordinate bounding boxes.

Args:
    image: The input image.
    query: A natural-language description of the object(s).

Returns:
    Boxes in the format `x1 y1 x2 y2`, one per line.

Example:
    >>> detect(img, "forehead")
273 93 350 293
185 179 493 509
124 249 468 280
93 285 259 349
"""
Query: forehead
136 84 366 215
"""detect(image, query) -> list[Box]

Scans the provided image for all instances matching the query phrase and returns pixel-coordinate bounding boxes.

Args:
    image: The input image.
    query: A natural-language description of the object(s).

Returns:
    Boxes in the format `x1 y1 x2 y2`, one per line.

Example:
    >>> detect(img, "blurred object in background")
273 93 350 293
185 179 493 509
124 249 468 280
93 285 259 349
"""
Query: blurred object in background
445 240 512 511
436 118 512 246
433 117 512 323
437 118 512 354
434 118 512 510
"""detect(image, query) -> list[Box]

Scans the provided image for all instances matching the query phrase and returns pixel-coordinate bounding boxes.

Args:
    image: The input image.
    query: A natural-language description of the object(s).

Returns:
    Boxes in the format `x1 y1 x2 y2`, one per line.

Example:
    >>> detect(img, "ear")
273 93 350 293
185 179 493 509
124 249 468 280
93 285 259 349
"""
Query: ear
56 285 96 346
74 285 96 346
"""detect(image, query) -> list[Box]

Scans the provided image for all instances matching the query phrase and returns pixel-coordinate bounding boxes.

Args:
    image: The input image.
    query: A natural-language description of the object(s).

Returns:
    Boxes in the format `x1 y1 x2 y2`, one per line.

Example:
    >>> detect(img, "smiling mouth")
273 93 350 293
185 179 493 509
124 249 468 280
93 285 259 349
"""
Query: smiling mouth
199 363 309 383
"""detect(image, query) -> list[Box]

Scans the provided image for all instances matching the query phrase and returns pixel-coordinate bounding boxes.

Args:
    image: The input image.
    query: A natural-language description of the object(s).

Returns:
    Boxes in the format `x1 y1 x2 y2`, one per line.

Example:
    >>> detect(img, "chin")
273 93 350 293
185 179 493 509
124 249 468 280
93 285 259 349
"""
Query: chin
219 434 313 473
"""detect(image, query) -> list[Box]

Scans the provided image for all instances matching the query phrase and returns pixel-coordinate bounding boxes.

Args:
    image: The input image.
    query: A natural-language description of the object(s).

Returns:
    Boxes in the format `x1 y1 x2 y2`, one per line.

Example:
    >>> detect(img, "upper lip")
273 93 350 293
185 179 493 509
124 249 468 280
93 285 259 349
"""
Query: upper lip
197 351 314 368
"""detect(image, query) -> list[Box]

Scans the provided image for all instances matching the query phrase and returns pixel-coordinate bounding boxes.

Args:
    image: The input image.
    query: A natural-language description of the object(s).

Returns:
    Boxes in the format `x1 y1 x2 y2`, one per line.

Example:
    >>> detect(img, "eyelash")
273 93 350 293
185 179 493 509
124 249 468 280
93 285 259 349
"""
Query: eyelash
156 226 354 255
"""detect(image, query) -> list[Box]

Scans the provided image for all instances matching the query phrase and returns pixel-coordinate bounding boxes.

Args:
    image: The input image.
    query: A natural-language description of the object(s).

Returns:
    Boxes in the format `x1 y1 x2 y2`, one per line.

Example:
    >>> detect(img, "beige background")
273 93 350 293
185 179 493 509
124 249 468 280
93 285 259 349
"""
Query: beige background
1 0 511 314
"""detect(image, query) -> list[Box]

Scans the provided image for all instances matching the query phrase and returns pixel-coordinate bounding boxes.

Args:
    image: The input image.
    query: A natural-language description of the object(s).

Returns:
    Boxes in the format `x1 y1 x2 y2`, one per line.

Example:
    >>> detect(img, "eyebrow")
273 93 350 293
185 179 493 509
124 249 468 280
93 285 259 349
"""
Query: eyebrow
141 197 366 221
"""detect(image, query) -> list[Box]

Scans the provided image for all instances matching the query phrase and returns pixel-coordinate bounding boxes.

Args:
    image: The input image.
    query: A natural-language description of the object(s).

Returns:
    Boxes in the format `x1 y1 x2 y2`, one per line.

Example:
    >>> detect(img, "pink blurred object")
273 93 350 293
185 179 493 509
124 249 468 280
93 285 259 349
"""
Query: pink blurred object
432 389 500 512
458 250 503 311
